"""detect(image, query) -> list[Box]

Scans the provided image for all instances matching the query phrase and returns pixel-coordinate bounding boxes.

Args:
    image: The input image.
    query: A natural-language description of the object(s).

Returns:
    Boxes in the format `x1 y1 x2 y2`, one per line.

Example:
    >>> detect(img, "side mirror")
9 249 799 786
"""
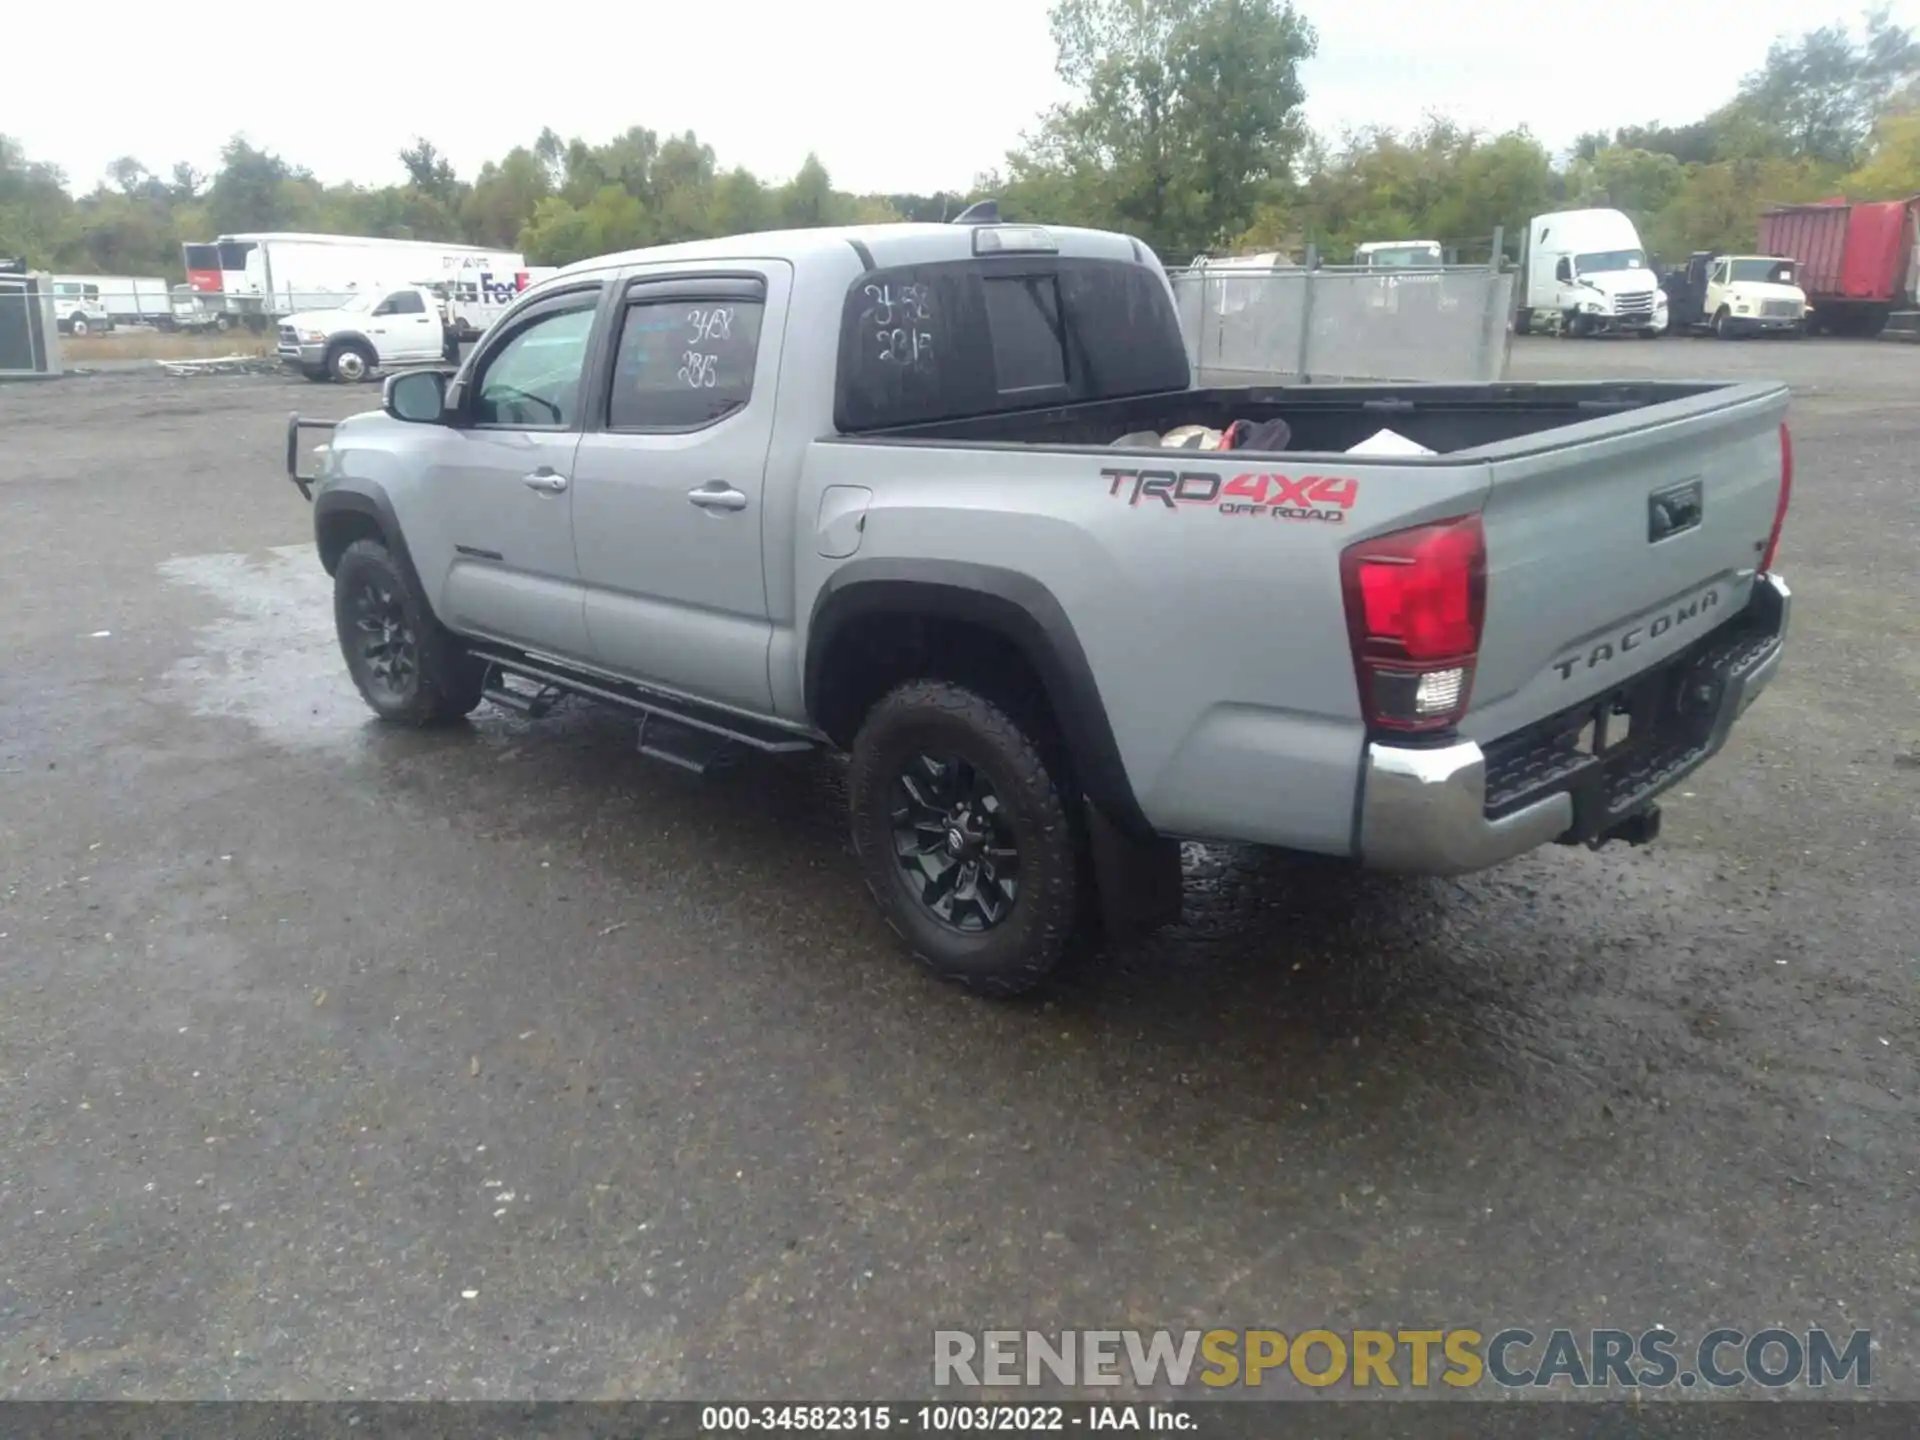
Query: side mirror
384 369 448 423
1554 258 1573 283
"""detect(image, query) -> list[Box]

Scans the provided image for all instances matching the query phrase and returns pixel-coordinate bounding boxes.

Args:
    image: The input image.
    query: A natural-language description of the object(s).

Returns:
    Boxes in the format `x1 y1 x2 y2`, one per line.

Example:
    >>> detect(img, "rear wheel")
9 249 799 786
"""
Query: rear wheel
1513 308 1531 336
848 679 1082 997
332 539 485 726
214 313 233 333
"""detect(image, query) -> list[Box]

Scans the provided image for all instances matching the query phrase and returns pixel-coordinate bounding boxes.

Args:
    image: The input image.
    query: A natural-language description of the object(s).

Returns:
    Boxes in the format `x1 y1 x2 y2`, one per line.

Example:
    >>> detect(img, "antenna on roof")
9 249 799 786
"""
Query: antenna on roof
951 199 1001 225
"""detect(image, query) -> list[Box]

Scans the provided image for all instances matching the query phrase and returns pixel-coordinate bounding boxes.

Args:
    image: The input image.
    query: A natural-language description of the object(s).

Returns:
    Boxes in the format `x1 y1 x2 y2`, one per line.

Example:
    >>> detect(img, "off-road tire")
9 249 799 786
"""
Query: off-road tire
333 539 485 726
848 679 1081 997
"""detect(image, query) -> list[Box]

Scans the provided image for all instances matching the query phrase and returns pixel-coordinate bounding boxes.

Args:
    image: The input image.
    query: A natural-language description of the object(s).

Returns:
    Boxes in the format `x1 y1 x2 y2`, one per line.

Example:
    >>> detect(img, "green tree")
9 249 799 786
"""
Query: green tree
776 153 844 228
1841 107 1920 195
206 136 304 233
1564 146 1686 217
398 139 462 208
1016 0 1316 258
1729 6 1920 167
0 135 76 264
463 147 552 248
708 167 775 235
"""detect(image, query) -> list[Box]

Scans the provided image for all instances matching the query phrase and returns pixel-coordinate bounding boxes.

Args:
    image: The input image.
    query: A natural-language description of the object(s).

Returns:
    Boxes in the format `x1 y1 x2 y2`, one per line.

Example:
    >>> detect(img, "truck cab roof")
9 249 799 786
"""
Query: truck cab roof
558 222 1155 278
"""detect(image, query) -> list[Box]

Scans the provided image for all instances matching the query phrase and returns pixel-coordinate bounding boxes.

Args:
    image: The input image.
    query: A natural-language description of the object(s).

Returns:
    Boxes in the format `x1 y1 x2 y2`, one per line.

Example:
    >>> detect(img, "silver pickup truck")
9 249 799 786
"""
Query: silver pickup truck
284 216 1791 996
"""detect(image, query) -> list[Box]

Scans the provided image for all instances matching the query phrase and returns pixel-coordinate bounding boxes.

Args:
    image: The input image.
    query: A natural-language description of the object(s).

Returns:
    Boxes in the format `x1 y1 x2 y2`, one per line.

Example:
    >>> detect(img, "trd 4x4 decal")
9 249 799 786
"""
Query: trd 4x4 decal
1100 467 1358 524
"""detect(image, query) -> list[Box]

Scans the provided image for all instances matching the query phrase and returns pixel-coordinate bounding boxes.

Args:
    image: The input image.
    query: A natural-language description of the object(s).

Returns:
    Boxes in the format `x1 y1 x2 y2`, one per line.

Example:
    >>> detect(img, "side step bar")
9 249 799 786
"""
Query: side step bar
467 645 819 765
482 672 566 718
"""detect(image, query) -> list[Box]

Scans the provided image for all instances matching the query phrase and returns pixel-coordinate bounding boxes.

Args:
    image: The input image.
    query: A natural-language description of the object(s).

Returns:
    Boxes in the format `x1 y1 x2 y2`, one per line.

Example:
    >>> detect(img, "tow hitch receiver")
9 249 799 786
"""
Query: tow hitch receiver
284 413 337 501
1589 804 1662 850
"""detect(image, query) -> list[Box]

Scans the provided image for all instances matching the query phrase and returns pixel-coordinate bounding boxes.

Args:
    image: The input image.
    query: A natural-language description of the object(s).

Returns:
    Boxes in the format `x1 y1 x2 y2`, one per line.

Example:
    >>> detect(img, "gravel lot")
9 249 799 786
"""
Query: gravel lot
1 336 1915 1401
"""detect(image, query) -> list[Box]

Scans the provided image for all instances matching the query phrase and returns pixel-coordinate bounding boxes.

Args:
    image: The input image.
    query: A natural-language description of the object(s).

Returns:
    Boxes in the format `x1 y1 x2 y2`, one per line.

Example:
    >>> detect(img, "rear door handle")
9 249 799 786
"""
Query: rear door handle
523 469 569 495
688 483 748 512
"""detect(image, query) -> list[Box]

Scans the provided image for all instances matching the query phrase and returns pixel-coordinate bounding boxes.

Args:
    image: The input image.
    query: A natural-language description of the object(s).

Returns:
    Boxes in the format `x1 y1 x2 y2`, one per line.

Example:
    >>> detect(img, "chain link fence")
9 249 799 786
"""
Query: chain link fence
1170 264 1517 386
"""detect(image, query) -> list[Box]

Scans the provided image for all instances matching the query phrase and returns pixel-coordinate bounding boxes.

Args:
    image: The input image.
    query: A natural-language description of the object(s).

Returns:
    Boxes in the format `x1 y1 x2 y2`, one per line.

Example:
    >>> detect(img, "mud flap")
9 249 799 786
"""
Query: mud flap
1087 803 1183 937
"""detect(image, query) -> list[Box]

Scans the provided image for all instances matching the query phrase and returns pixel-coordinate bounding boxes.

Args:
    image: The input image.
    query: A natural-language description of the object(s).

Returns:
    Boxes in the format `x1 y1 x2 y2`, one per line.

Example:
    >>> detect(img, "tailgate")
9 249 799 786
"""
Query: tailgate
1463 384 1789 743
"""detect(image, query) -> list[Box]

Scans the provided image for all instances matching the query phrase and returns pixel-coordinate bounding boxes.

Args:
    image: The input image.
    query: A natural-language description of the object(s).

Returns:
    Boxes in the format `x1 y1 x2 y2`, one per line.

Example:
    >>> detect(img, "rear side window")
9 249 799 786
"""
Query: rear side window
834 256 1188 432
609 296 765 431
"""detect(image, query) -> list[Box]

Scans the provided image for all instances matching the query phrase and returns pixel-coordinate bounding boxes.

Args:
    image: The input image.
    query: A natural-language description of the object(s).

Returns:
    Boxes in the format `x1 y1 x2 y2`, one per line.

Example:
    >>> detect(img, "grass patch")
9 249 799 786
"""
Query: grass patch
62 331 274 362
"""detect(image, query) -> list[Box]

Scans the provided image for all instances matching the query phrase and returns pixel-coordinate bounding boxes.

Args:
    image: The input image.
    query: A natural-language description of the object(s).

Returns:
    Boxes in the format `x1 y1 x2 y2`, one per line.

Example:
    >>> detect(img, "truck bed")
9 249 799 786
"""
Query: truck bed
849 380 1747 456
808 375 1789 856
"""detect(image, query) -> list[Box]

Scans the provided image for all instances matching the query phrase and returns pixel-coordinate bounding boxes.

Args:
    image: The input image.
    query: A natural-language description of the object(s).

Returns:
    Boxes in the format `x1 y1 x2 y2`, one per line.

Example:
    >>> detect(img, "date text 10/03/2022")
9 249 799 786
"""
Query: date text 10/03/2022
1102 467 1360 524
700 1404 1195 1432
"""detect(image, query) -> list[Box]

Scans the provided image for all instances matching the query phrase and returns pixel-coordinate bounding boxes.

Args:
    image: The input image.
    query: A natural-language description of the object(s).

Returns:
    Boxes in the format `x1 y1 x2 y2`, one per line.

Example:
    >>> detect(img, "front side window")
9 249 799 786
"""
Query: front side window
378 291 426 316
471 304 597 428
609 298 765 430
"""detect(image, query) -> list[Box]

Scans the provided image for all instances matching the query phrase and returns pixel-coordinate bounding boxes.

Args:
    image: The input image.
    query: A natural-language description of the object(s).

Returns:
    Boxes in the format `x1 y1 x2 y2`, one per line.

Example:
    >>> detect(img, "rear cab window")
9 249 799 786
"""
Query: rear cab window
608 276 767 431
833 254 1188 433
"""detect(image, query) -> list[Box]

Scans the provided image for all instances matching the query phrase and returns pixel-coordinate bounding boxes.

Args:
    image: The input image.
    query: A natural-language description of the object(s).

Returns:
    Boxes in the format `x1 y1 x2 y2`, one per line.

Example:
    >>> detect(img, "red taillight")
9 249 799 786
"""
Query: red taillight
1341 514 1486 733
1761 422 1792 573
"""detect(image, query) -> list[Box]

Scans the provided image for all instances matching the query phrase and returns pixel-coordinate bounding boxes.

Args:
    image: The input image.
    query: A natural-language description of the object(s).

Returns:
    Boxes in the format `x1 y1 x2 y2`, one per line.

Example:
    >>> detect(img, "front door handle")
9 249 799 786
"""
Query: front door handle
688 483 748 513
522 469 569 495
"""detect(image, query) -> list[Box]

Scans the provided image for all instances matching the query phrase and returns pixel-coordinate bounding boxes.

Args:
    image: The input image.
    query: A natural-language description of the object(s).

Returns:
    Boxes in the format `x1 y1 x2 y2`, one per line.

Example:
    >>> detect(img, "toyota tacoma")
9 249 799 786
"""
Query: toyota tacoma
282 215 1791 995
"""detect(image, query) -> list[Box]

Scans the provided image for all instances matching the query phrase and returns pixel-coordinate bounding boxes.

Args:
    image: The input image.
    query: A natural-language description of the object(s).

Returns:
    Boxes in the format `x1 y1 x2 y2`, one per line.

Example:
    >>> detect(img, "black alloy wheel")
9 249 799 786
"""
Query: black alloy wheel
348 578 419 707
889 751 1022 932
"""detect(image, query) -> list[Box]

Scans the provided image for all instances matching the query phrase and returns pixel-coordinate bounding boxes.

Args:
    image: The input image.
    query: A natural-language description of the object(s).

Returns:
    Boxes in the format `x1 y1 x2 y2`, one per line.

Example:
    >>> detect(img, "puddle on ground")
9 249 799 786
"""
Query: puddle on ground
157 544 373 745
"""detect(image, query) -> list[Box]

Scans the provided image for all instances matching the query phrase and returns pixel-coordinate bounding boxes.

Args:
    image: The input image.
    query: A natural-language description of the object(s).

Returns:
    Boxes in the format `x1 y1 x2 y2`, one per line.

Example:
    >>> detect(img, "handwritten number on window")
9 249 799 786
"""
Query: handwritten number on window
862 282 934 368
677 351 718 388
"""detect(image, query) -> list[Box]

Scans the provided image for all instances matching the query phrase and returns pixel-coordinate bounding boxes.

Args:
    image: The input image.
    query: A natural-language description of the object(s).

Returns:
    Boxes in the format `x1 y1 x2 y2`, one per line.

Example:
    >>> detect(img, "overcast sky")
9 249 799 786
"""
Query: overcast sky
10 0 1920 195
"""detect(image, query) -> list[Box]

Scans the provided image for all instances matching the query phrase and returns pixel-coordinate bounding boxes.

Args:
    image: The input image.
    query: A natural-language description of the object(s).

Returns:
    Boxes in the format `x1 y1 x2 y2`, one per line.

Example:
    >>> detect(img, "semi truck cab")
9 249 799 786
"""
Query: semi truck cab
1518 209 1669 338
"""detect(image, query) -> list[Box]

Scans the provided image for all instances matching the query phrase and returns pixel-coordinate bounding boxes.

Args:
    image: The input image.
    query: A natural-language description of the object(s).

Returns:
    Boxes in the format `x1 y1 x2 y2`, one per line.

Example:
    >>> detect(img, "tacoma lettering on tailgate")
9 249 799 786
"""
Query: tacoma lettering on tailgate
1101 467 1358 524
1551 586 1723 680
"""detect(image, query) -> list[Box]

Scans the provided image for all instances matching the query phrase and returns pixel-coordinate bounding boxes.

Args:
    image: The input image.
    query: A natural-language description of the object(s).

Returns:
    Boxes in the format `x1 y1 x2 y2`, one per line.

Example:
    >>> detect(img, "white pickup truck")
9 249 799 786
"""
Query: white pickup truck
277 284 455 382
51 281 113 337
285 218 1792 996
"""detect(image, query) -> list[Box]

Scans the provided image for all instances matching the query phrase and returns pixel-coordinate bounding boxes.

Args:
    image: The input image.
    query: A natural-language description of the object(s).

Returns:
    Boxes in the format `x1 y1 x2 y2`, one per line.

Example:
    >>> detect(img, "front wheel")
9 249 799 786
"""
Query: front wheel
68 317 90 338
1712 308 1733 339
214 313 232 333
848 680 1082 997
333 539 486 725
327 339 375 383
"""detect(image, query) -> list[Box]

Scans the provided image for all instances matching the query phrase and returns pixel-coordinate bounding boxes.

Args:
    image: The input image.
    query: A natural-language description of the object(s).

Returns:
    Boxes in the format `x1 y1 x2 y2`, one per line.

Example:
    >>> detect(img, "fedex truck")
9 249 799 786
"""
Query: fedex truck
422 264 560 340
182 234 525 331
